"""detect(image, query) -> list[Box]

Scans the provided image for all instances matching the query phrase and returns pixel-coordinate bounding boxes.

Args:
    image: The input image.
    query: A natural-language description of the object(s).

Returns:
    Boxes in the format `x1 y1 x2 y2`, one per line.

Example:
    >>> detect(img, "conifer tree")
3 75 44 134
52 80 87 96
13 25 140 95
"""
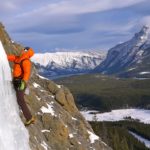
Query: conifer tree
121 137 129 150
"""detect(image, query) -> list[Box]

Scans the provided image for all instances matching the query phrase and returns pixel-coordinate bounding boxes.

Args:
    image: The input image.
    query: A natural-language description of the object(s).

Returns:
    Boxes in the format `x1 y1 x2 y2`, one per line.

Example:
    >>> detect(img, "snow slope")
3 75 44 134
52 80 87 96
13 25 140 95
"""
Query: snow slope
31 51 106 78
0 41 30 150
81 109 150 124
129 131 150 148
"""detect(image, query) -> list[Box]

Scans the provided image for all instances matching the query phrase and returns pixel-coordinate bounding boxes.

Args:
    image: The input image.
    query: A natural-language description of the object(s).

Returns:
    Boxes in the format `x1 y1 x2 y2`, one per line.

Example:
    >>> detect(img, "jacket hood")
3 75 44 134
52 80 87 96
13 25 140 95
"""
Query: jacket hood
27 48 34 58
20 48 34 59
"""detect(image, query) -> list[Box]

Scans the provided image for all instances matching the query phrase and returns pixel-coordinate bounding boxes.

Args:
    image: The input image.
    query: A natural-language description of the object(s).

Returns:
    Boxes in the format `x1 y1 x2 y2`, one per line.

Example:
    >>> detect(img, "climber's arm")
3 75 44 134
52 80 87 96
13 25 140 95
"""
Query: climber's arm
7 55 16 62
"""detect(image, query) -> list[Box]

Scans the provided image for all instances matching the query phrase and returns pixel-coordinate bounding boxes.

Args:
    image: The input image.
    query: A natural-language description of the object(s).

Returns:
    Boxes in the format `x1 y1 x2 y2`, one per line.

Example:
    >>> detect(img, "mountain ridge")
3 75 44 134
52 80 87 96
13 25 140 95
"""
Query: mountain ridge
32 51 106 79
94 26 150 78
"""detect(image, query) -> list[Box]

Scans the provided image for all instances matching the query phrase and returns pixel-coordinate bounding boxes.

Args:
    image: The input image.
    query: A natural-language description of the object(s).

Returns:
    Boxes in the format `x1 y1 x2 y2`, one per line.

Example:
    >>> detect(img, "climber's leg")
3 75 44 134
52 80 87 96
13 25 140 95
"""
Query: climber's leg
16 89 32 121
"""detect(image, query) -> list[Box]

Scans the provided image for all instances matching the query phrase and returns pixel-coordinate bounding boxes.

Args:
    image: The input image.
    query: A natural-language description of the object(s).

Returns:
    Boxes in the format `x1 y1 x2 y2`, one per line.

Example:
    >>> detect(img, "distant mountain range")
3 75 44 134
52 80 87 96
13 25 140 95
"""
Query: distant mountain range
94 26 150 78
32 51 106 79
32 26 150 79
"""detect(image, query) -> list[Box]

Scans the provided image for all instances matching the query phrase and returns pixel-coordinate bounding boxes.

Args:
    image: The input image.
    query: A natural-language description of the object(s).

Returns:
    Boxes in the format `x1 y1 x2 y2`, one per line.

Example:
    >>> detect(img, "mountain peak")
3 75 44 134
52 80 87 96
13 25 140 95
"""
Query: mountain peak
136 25 150 39
142 25 150 31
141 25 150 34
94 25 150 77
133 25 150 41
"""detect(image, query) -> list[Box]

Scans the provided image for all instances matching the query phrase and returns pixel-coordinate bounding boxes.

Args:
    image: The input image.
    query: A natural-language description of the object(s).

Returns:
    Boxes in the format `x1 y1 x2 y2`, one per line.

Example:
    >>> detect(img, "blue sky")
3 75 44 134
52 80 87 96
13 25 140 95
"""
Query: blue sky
0 0 150 53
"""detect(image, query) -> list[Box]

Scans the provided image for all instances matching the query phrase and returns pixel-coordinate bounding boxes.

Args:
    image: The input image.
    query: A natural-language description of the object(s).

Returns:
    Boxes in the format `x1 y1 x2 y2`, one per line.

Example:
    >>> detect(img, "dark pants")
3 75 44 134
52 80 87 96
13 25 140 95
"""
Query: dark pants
13 78 32 121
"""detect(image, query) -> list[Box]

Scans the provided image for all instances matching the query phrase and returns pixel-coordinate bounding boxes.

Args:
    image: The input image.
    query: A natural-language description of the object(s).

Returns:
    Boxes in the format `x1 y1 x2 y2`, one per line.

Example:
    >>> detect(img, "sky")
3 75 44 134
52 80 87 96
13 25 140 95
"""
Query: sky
0 0 150 53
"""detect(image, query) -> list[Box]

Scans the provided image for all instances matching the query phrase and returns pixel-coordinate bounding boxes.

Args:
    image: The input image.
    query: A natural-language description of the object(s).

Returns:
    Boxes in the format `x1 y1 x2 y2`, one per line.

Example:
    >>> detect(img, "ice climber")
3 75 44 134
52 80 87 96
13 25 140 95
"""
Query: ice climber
7 47 36 126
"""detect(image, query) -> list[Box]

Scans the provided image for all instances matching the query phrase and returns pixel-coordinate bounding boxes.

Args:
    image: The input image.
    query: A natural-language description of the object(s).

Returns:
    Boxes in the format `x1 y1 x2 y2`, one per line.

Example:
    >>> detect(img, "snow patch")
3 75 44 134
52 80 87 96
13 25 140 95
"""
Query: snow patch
128 67 136 71
129 131 150 148
36 96 41 101
33 82 41 88
40 89 46 92
72 117 77 121
87 130 99 144
37 112 42 115
139 72 150 75
78 141 81 145
34 136 38 142
57 84 61 88
101 141 107 146
136 50 144 56
41 141 48 150
11 40 15 43
41 103 56 116
37 74 48 80
50 101 54 104
69 134 74 138
50 95 55 99
41 130 50 133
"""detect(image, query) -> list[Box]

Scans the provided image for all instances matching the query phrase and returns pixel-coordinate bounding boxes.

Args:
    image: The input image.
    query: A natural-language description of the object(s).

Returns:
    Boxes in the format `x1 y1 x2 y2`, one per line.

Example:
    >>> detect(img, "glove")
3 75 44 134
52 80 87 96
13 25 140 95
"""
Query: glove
19 80 26 91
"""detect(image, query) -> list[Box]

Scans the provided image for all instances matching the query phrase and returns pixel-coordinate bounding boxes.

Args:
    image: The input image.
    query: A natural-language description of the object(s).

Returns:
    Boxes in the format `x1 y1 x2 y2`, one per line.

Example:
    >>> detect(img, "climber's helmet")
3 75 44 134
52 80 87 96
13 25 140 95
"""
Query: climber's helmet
24 47 30 52
20 47 30 56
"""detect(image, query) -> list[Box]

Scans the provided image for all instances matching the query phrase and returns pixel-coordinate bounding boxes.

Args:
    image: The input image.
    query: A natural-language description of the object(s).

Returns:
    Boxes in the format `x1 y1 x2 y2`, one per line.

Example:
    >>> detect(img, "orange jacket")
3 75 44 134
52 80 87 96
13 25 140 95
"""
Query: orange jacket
7 48 34 82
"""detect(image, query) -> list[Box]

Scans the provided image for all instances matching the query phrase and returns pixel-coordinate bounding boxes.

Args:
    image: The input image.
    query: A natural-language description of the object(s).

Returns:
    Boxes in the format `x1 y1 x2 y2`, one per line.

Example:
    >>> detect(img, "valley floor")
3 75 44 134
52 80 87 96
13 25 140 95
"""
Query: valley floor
81 108 150 123
82 109 150 149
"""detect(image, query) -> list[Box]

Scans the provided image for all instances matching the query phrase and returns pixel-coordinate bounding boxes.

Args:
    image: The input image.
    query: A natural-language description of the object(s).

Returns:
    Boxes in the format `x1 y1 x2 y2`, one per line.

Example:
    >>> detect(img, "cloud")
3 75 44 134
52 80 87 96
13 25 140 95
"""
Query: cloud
1 0 149 52
141 16 150 26
6 13 84 35
0 1 17 16
11 0 146 18
57 0 146 15
5 0 145 34
0 0 51 19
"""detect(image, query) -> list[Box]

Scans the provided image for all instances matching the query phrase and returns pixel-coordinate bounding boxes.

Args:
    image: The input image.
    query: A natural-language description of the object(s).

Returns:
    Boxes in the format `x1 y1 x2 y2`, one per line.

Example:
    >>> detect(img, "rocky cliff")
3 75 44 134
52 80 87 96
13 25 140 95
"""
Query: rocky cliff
0 22 111 150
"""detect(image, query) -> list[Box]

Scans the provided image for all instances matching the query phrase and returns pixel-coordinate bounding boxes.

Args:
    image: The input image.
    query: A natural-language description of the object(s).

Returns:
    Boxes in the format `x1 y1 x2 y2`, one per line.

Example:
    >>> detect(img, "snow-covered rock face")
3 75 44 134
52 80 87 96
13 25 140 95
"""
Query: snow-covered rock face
94 26 150 78
0 41 30 150
31 51 106 79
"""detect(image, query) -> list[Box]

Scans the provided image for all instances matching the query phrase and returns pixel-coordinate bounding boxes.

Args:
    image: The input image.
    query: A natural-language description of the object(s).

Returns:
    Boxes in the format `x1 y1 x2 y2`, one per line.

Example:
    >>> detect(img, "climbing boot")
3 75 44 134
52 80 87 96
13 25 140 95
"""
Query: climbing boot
25 116 36 126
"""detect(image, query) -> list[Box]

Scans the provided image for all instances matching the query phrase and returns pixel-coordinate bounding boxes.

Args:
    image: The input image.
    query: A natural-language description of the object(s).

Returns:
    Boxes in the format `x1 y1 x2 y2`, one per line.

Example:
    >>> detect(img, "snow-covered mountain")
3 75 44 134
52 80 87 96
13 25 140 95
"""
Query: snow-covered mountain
94 26 150 78
32 51 106 79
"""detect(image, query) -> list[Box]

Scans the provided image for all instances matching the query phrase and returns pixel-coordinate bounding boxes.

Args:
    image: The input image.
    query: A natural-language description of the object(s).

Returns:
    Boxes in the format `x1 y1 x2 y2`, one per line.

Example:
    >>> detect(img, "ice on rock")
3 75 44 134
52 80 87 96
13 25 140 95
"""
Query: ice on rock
0 41 12 81
0 41 30 150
